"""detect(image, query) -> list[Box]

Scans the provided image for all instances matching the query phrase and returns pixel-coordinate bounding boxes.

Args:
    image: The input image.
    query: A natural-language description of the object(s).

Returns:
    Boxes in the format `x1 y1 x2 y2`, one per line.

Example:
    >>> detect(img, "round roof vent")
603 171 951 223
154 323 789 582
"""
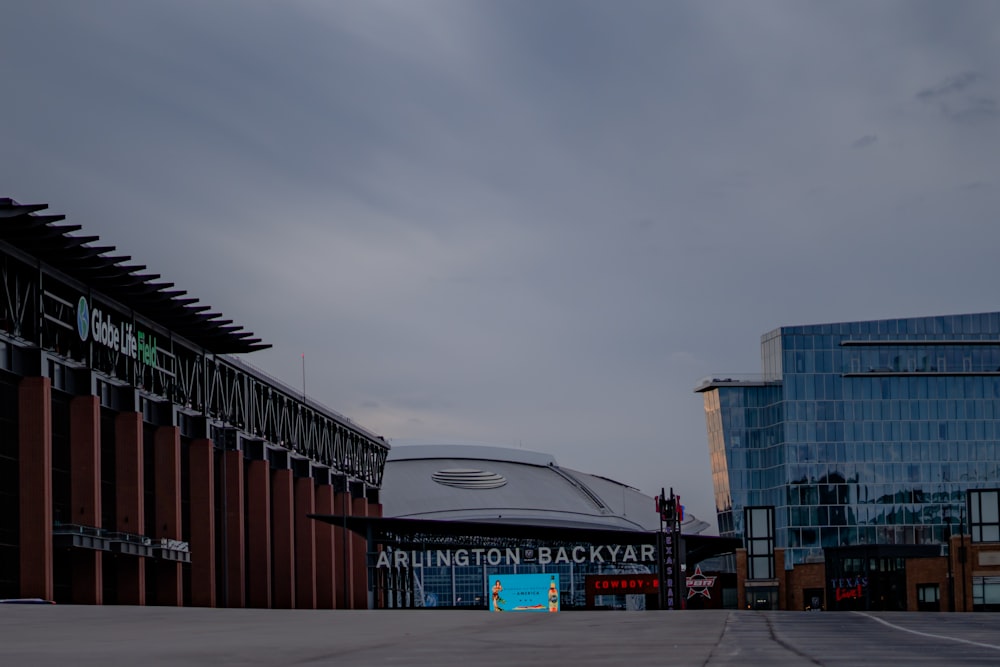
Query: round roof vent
432 468 507 489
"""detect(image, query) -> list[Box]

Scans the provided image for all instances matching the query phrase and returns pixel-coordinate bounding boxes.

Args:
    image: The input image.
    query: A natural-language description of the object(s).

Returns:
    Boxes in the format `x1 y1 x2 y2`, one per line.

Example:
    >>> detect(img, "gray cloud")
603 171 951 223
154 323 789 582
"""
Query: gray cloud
945 97 999 123
852 135 878 149
3 0 1000 529
916 71 981 100
915 71 998 124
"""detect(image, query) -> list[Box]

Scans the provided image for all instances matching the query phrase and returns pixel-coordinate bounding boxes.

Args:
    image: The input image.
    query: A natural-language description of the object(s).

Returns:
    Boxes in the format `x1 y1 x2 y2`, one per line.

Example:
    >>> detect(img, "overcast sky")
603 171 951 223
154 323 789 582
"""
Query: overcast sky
3 1 1000 530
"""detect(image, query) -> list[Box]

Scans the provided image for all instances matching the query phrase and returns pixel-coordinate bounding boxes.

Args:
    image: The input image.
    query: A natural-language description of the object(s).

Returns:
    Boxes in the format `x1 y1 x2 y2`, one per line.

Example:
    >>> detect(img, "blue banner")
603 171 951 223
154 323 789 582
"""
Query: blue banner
490 573 560 613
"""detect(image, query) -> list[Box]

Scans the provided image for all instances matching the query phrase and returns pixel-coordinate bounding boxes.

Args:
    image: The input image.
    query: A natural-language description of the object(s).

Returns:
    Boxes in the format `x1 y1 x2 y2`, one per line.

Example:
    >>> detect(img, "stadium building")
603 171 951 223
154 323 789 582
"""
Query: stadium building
0 198 387 607
696 313 1000 611
317 444 740 610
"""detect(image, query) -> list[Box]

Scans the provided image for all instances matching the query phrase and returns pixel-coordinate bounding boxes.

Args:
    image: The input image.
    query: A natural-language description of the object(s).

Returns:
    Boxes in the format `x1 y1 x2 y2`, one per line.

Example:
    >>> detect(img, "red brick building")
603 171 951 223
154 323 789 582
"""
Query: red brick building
1 198 386 607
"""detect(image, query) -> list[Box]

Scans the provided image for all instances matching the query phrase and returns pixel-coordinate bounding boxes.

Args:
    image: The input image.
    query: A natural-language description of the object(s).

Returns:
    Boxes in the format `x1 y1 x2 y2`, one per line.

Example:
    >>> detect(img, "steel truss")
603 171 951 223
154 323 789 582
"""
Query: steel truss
205 355 387 485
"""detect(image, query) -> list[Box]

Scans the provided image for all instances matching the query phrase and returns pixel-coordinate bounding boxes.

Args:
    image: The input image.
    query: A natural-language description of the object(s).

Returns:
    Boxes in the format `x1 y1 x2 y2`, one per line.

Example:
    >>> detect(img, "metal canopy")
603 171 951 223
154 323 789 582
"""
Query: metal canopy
0 198 270 354
311 515 743 563
325 515 659 544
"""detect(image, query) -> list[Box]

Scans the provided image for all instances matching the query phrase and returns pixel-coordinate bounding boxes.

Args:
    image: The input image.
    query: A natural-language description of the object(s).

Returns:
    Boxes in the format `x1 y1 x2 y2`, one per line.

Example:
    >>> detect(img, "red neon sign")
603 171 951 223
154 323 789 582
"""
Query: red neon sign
586 574 660 596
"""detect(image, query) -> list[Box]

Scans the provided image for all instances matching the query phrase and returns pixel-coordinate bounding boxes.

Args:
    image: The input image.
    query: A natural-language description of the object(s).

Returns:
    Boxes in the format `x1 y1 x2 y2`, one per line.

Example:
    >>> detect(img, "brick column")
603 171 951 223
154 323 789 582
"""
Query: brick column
735 548 748 610
188 438 215 607
154 426 182 606
351 493 369 609
951 533 970 612
70 395 102 605
774 548 787 610
223 450 246 607
294 477 316 609
18 377 53 601
333 490 352 608
246 459 271 608
115 412 145 605
368 496 383 609
271 468 295 609
314 485 336 609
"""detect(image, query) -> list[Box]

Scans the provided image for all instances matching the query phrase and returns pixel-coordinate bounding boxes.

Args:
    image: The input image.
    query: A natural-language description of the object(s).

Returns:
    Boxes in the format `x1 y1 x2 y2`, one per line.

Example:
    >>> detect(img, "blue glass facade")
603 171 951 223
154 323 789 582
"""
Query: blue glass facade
697 312 1000 566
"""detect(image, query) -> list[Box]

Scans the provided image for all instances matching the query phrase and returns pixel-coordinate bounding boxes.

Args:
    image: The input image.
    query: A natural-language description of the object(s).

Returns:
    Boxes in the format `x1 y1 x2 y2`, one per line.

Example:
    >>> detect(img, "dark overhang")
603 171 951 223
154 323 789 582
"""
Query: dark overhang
324 515 659 544
0 198 269 354
311 515 742 563
693 375 781 393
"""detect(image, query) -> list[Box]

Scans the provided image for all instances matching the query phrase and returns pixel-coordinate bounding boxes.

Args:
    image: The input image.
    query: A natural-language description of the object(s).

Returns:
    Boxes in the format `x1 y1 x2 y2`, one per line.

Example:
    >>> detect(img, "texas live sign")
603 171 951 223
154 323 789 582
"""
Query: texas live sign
77 296 159 368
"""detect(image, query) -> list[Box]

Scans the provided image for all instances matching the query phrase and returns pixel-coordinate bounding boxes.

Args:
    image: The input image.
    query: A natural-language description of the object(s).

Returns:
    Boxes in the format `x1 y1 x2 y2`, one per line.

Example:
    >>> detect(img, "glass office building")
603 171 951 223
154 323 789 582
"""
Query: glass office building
696 312 1000 566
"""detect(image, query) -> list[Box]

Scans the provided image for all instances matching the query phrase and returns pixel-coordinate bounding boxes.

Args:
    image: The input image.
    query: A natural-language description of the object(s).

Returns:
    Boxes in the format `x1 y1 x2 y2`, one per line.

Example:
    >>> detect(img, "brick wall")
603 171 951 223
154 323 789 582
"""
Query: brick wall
904 557 947 611
783 562 825 611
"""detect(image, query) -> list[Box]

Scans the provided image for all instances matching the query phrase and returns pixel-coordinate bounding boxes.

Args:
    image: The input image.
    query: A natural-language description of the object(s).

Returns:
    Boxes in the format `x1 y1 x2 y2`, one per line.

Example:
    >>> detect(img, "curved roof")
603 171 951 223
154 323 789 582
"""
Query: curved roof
0 198 268 354
382 444 708 533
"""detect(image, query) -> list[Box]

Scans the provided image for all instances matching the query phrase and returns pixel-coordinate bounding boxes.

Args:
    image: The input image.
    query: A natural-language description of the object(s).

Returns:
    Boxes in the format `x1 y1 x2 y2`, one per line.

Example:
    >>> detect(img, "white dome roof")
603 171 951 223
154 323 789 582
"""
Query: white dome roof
381 444 708 533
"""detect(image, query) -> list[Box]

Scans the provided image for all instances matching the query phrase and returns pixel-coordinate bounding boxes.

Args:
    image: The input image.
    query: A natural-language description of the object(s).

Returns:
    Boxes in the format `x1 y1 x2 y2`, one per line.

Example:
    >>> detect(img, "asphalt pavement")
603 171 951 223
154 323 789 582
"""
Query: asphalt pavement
2 606 1000 666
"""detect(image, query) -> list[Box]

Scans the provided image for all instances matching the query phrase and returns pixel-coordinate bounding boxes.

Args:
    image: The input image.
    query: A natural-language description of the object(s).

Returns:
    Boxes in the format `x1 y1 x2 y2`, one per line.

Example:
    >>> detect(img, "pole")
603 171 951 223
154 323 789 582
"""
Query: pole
671 487 681 608
658 487 680 610
946 505 955 612
960 504 968 612
658 488 666 609
301 353 306 402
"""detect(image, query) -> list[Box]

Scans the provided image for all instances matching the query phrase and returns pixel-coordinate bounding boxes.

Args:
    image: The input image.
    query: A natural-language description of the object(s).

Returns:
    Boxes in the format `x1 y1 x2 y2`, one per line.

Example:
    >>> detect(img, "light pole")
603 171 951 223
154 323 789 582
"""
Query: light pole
945 504 955 612
959 503 968 612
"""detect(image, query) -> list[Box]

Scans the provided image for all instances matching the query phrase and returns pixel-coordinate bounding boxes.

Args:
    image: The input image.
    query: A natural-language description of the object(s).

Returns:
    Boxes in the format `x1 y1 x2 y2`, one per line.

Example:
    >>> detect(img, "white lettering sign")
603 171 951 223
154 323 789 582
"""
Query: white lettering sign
374 544 658 569
81 300 158 369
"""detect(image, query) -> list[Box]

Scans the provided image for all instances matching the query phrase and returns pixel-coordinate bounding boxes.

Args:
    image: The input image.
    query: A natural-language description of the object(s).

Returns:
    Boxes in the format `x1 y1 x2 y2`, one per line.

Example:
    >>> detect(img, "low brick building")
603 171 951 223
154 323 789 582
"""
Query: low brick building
736 528 1000 612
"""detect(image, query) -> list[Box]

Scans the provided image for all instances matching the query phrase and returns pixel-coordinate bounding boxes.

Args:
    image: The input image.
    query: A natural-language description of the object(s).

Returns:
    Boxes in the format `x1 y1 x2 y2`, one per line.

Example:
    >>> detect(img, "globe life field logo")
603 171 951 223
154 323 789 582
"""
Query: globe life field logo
76 296 90 342
76 297 158 368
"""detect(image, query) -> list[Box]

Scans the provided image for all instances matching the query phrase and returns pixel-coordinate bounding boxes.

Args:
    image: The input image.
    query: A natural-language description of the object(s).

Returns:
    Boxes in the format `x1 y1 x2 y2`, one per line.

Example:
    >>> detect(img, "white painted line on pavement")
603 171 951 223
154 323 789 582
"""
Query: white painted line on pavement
854 612 1000 651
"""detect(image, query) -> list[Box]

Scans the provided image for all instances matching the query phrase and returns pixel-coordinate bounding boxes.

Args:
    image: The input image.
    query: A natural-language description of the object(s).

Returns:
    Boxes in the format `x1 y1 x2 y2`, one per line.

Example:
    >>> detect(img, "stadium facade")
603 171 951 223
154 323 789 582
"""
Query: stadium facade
325 445 739 610
696 313 1000 611
1 198 387 607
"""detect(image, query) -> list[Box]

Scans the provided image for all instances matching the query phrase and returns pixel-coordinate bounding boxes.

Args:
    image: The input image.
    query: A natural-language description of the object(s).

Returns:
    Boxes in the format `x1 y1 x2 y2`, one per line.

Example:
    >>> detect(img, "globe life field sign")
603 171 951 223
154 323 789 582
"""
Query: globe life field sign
77 296 159 369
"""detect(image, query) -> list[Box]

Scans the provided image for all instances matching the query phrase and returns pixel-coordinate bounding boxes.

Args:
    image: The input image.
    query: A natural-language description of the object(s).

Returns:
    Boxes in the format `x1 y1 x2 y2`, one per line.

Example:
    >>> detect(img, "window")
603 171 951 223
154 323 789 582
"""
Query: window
973 576 1000 611
745 506 775 580
917 584 939 604
969 489 1000 543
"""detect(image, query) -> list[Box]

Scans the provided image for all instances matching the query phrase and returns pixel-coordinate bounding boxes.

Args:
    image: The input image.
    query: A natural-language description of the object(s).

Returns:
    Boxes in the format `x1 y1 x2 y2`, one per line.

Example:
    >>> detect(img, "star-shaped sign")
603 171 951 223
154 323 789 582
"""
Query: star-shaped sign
685 565 717 599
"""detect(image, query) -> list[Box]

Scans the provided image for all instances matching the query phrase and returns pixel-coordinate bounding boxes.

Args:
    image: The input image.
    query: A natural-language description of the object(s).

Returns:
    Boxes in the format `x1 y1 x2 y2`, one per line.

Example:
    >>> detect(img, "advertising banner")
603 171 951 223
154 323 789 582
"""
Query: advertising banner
489 573 560 613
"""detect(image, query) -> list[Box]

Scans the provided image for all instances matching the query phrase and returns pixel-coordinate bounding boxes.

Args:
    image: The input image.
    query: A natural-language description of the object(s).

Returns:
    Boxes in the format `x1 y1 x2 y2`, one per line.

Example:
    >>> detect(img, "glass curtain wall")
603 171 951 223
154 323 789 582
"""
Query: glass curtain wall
701 312 1000 566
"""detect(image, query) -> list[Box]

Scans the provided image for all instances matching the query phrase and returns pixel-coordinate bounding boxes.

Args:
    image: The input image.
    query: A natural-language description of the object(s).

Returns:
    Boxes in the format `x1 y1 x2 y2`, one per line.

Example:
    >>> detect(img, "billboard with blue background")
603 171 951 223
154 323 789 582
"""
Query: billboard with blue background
490 573 560 613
